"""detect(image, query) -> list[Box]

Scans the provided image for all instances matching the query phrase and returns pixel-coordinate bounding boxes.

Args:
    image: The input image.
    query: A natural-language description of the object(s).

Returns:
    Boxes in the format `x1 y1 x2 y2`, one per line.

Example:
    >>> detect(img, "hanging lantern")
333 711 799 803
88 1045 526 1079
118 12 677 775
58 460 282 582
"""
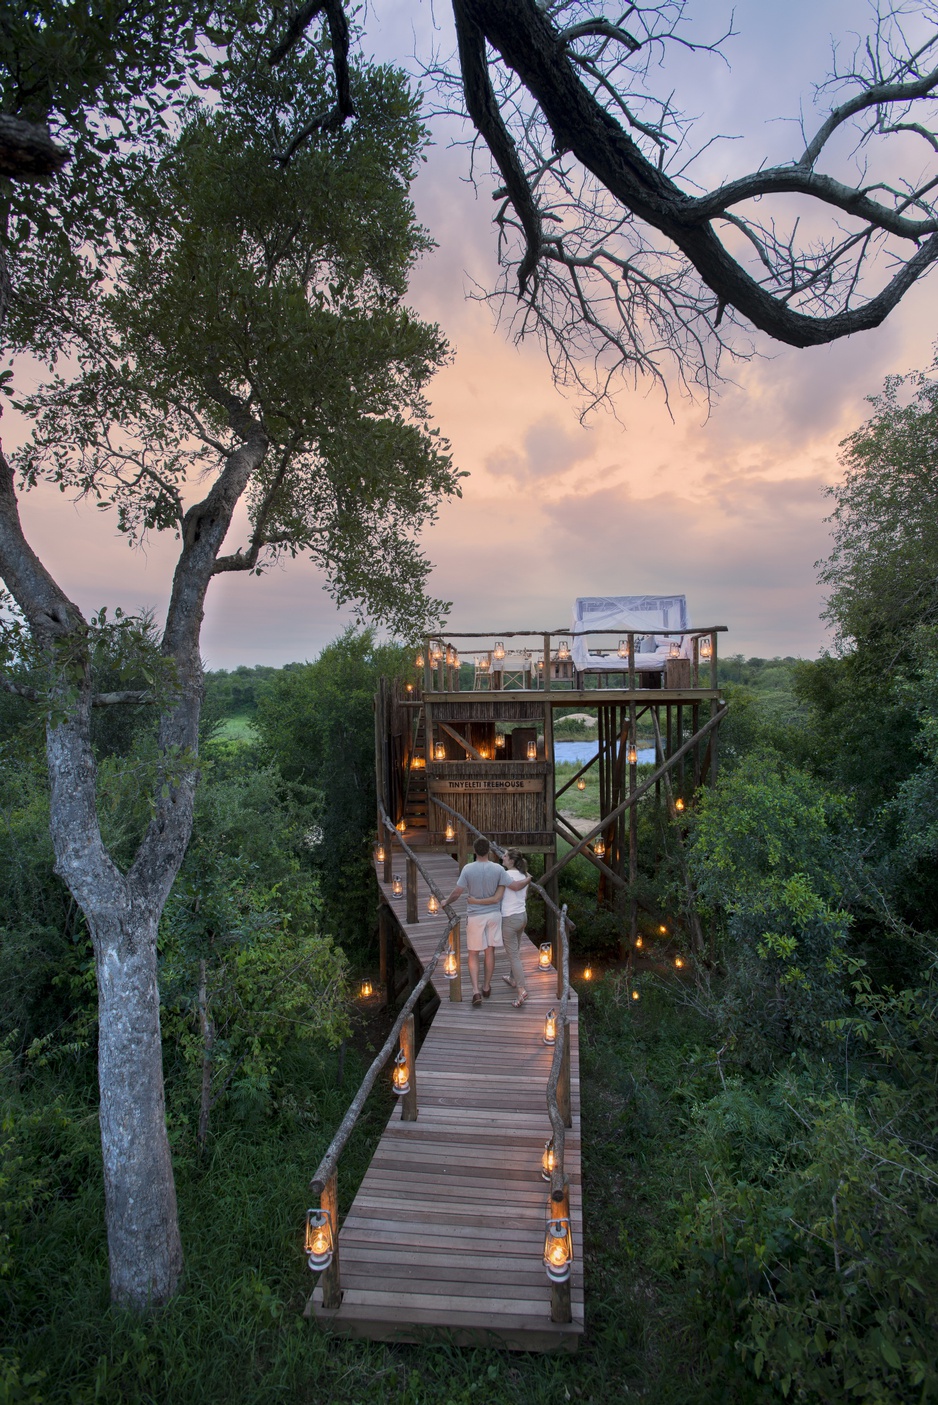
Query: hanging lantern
699 637 712 661
627 739 638 766
495 733 506 751
635 935 644 949
375 843 386 863
415 651 425 669
392 1048 410 1095
583 966 593 981
674 956 685 970
557 639 570 661
669 641 681 658
543 1214 573 1283
541 1138 557 1182
493 640 506 661
430 641 443 665
538 942 553 971
593 837 606 859
427 893 440 915
434 742 446 761
526 741 537 761
443 946 458 981
360 979 373 999
392 875 403 898
631 989 640 1002
305 1207 335 1271
674 797 685 813
445 821 456 843
617 638 629 659
543 1008 557 1045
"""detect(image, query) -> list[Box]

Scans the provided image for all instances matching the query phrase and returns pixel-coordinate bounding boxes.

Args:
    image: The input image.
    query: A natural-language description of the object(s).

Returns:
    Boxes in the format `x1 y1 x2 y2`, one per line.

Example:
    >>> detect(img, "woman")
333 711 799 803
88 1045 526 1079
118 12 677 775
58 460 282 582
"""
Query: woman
499 848 531 1007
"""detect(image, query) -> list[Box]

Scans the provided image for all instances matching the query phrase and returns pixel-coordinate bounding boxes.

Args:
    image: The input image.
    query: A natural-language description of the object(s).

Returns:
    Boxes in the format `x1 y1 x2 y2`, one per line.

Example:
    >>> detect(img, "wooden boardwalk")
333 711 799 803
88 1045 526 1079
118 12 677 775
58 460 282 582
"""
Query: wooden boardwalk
310 852 584 1352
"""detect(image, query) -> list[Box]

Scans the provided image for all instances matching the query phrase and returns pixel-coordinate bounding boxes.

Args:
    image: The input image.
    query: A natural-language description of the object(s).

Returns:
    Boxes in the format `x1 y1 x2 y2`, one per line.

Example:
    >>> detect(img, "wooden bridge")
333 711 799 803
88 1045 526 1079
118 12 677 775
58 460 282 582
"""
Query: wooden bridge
308 850 584 1352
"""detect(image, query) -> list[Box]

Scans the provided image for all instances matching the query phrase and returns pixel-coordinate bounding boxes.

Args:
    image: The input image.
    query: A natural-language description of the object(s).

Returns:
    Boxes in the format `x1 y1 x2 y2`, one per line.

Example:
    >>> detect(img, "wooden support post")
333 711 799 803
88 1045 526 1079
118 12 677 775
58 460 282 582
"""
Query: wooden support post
676 703 684 790
378 905 390 1007
406 855 418 925
558 1027 571 1129
629 698 638 950
383 825 392 885
627 632 635 692
692 702 701 789
422 637 431 694
710 632 720 788
400 1013 418 1122
320 1171 342 1309
543 633 551 694
448 920 463 1003
549 1183 572 1324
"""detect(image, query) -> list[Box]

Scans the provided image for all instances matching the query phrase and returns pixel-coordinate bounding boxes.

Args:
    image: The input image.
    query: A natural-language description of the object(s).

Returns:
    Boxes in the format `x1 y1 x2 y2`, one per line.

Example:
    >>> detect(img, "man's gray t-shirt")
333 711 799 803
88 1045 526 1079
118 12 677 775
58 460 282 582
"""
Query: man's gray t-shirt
457 861 510 902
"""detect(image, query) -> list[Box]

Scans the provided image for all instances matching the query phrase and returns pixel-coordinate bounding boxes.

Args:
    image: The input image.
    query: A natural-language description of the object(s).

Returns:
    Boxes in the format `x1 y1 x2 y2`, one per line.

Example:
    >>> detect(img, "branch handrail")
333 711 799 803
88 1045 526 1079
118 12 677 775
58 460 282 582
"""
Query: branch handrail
427 792 575 933
308 807 461 1194
546 903 571 1194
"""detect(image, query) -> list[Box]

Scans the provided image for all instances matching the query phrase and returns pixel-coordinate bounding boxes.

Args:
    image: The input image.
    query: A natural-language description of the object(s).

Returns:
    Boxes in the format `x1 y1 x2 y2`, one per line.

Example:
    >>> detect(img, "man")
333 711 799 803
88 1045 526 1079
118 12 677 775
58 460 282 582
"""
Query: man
441 837 530 1007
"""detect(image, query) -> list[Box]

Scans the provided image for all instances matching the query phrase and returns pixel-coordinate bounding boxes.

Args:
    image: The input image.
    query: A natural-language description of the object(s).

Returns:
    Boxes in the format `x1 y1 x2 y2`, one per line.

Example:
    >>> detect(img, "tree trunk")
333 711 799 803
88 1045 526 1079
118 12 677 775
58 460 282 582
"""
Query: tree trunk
93 908 183 1307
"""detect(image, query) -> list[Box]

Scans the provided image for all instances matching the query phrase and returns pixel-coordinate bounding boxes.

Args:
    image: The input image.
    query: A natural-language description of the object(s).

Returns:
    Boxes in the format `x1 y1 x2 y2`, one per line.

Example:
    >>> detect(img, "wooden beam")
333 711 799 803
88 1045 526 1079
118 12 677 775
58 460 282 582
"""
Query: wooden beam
437 720 484 761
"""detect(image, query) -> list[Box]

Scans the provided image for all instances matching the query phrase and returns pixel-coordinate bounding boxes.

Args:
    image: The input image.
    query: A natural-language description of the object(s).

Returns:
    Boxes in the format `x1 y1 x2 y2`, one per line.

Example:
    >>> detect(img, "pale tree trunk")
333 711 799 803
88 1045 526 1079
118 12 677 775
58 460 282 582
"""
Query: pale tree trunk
0 408 267 1309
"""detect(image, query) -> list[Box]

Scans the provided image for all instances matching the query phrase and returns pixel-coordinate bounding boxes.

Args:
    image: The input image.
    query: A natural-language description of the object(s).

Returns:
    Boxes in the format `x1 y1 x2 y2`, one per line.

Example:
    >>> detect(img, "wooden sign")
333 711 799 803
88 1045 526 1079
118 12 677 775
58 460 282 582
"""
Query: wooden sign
429 779 543 794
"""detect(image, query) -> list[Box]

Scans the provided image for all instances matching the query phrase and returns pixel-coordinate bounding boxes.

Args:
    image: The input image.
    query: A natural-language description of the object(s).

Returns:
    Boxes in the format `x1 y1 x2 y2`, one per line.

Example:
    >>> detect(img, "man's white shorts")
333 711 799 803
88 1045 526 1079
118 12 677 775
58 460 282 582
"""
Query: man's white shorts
466 911 503 951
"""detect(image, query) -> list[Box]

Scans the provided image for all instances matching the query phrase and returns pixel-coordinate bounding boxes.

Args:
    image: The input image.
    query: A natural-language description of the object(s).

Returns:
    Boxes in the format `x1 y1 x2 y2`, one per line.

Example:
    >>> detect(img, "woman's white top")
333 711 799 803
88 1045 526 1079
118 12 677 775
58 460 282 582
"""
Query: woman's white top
501 869 528 917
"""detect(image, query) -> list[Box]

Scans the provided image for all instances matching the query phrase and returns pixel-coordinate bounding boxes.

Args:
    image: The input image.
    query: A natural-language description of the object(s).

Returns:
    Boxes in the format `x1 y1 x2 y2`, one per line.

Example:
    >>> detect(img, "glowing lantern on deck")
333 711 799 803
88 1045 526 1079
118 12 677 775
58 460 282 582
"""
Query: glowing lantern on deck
526 741 537 761
430 642 443 665
669 641 681 659
405 683 413 694
699 637 712 661
359 979 373 999
674 797 685 813
415 651 425 669
541 1139 557 1181
617 639 629 659
445 821 456 843
658 924 667 936
434 742 446 761
375 843 386 864
543 1008 557 1045
392 1048 410 1095
627 739 638 766
557 640 570 661
543 1214 573 1283
674 956 685 970
538 942 553 970
305 1207 335 1271
576 777 587 791
396 818 406 833
443 946 458 981
593 837 606 859
427 893 440 915
391 875 403 898
583 966 593 981
493 640 506 661
495 733 506 751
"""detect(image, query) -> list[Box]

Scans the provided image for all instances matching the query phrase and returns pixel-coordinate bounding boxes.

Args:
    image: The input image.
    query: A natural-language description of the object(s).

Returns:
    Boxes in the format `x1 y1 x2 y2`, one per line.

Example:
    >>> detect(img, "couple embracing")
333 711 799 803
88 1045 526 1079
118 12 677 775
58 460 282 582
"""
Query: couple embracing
441 837 532 1009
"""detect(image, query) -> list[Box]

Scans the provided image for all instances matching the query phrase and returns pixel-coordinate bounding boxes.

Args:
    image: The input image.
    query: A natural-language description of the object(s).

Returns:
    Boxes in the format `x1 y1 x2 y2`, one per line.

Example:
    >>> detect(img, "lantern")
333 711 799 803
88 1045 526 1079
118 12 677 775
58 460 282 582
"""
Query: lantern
699 637 712 661
541 1139 557 1182
543 1214 573 1283
617 638 629 659
526 741 537 761
674 956 685 970
631 989 640 1002
375 843 386 863
538 942 553 971
627 739 638 766
305 1207 335 1271
446 645 455 667
576 777 587 791
434 742 446 761
392 1048 410 1095
635 935 644 949
536 657 544 670
443 946 458 981
405 682 413 694
427 893 440 915
583 966 593 981
392 875 403 898
543 1008 557 1045
452 650 459 668
477 655 490 672
493 640 506 661
495 733 506 751
593 837 606 859
360 979 373 999
445 821 456 843
674 797 685 813
478 746 489 760
557 639 570 661
415 651 425 669
658 924 667 936
396 818 406 833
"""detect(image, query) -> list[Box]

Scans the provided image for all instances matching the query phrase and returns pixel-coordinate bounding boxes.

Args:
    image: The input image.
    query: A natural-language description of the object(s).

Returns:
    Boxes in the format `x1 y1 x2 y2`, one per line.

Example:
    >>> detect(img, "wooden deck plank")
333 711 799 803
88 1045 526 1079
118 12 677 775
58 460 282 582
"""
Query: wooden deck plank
309 854 584 1351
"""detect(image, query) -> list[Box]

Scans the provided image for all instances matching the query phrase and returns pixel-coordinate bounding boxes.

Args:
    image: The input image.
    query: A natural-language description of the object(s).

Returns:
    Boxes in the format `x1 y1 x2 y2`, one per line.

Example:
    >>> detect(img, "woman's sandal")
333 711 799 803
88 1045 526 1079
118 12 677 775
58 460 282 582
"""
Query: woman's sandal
471 992 482 1007
512 989 528 1008
501 975 516 989
481 986 492 998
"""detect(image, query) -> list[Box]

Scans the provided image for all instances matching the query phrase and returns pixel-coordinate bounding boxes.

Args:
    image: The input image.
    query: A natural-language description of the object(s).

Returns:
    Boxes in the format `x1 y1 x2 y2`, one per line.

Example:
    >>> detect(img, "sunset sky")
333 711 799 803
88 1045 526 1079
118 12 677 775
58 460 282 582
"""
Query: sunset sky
10 0 938 667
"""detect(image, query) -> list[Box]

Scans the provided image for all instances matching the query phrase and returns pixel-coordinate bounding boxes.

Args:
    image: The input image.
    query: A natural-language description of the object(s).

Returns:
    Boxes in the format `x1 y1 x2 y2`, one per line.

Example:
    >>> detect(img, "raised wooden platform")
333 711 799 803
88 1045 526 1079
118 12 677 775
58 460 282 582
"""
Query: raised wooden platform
309 853 584 1352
